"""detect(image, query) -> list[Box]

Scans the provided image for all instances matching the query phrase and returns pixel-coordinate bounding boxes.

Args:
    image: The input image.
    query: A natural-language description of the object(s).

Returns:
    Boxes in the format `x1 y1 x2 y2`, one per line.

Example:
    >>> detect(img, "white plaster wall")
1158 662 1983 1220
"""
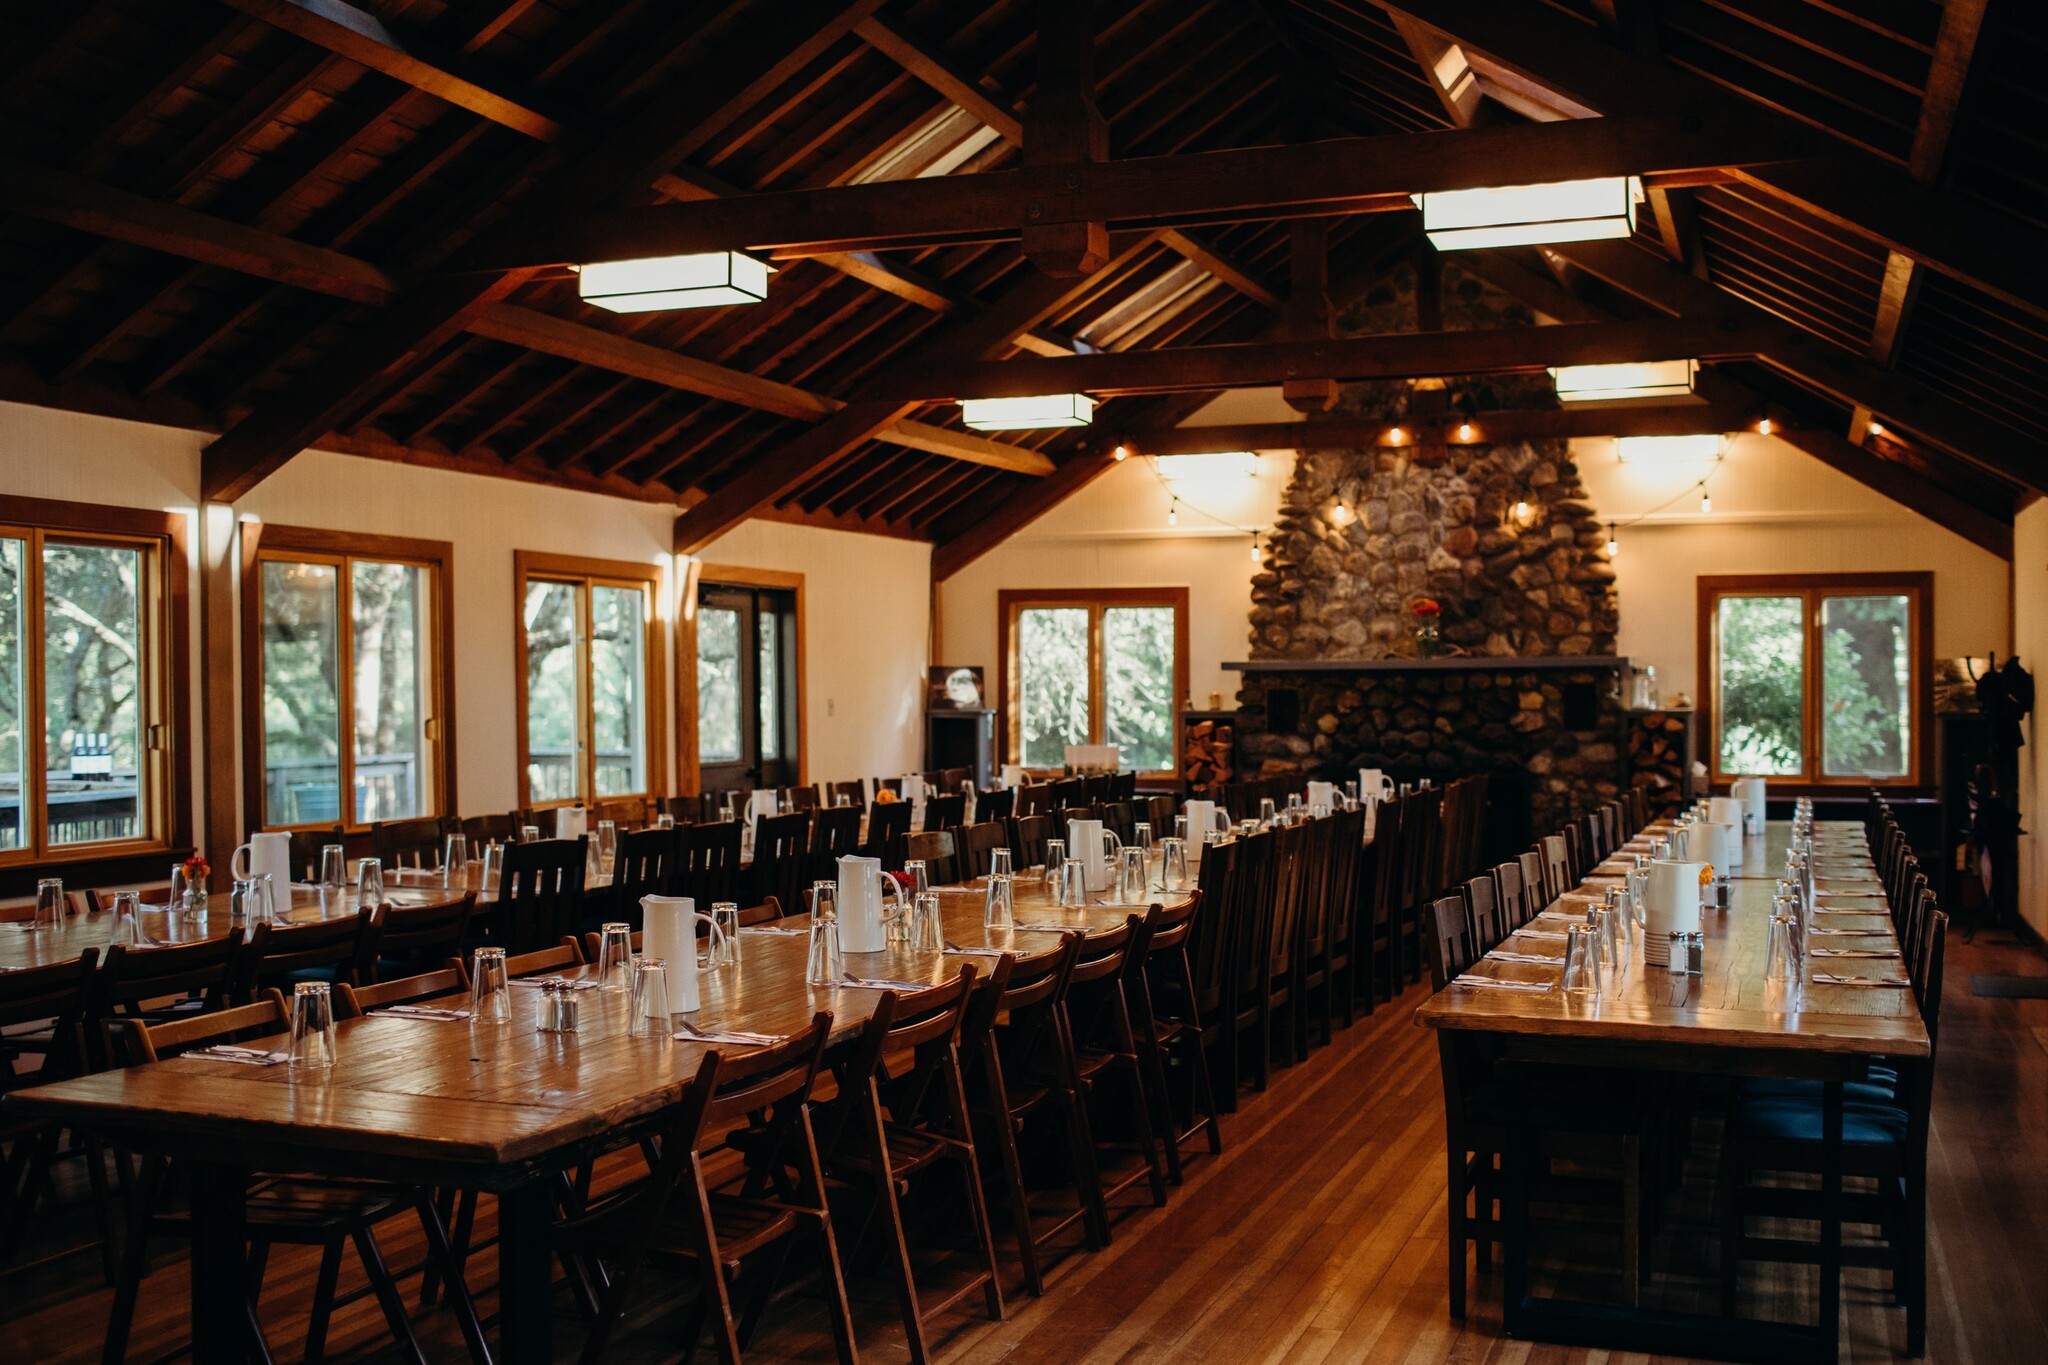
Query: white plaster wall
1574 431 2010 703
2011 501 2047 941
0 401 930 839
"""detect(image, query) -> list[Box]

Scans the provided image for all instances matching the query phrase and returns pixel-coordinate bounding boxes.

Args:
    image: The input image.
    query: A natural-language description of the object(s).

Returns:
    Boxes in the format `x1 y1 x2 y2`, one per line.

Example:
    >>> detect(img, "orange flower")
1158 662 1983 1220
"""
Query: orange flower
873 789 900 805
1698 864 1714 885
1410 597 1442 618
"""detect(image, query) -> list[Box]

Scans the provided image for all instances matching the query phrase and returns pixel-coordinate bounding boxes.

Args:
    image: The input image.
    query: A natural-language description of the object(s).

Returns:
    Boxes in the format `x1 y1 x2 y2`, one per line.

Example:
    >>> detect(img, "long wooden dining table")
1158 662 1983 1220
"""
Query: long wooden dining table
4 861 1192 1364
1415 820 1928 1364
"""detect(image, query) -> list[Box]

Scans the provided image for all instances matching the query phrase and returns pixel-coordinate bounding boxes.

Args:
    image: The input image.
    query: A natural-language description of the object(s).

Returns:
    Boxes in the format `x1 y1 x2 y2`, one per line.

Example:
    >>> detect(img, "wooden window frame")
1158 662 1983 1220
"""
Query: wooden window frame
513 550 668 810
997 588 1190 782
0 494 191 880
1697 572 1934 792
675 562 808 794
241 524 456 833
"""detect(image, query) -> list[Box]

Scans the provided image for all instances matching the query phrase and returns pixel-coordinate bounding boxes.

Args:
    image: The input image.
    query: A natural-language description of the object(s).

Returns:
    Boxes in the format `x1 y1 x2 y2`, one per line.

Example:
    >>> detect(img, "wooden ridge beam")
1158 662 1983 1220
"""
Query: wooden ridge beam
0 156 399 304
1022 0 1109 276
1125 404 1747 454
217 0 570 142
867 317 1764 401
1547 240 2048 495
462 114 1787 268
1379 0 2048 322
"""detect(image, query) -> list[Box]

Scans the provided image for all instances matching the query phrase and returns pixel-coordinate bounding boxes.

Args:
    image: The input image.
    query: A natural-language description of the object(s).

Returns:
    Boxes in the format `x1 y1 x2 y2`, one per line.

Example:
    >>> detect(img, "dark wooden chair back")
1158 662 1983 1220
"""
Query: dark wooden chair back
0 950 99 1087
288 824 345 881
1463 875 1500 952
1539 834 1572 904
592 796 649 829
863 800 912 869
1050 776 1088 809
506 941 584 978
905 830 958 884
976 787 1015 823
809 805 863 877
828 780 866 810
1399 788 1444 914
1492 860 1527 931
105 990 288 1069
1425 895 1475 992
89 932 245 1065
659 794 710 825
753 810 813 918
460 812 517 848
1190 840 1239 1017
241 909 380 996
680 819 742 905
496 837 588 954
1009 813 1053 869
339 965 470 1018
922 793 966 832
1015 783 1052 816
372 815 447 870
612 825 681 922
782 784 820 812
956 821 1010 880
1099 800 1136 844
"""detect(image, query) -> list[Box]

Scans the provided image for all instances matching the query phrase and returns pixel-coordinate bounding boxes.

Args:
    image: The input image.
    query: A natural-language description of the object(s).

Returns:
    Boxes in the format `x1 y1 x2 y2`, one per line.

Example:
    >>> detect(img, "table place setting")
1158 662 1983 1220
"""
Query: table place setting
180 1045 291 1067
741 923 810 937
1810 947 1901 958
673 1021 785 1047
1809 971 1912 988
1451 973 1555 993
838 973 937 991
371 1005 472 1021
509 975 603 991
1490 950 1565 965
942 942 1007 957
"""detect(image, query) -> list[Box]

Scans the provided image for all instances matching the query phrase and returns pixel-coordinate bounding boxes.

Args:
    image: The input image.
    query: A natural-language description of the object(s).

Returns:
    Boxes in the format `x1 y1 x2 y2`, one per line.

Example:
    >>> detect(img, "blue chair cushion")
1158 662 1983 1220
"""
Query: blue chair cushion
1738 1073 1897 1105
1733 1096 1909 1146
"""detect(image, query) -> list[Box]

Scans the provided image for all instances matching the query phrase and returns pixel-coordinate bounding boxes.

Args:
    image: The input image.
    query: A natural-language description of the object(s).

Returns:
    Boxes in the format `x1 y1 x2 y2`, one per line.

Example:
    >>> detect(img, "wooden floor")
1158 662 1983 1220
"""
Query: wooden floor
7 928 2045 1363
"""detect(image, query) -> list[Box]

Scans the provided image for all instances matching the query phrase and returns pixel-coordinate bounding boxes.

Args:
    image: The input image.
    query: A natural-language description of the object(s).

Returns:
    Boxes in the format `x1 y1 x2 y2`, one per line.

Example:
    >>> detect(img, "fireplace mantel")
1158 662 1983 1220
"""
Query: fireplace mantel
1224 656 1629 674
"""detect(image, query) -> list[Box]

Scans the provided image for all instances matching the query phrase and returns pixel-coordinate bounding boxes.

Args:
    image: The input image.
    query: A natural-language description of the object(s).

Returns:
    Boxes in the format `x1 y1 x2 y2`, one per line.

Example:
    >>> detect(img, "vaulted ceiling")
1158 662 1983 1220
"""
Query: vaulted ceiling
1 0 2040 570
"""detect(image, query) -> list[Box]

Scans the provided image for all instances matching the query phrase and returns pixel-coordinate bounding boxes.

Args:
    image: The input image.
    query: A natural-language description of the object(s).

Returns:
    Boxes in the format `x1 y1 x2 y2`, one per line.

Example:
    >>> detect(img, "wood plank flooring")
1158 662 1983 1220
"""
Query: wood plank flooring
6 929 2045 1362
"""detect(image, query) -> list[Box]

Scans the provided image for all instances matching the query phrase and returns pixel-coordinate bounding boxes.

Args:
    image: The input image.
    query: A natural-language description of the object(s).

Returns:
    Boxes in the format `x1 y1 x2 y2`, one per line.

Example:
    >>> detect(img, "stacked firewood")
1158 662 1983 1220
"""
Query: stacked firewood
1628 711 1689 816
1182 719 1235 787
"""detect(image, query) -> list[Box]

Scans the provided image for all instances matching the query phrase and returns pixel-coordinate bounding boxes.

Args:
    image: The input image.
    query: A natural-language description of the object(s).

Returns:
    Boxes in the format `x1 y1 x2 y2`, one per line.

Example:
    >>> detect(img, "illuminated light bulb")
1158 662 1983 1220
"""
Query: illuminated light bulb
1457 422 1475 441
1868 420 1886 437
1757 416 1774 436
1606 523 1618 557
1250 538 1262 562
1387 425 1406 445
1700 488 1713 515
1113 442 1130 462
1167 501 1179 528
1513 498 1531 522
1329 502 1352 526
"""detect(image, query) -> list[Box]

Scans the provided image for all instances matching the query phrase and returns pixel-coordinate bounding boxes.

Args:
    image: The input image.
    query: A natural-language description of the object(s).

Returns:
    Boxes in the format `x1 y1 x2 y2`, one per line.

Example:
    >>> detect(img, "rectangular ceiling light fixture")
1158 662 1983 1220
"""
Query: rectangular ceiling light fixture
577 252 771 312
1551 358 1697 403
960 393 1096 430
1153 451 1261 481
1615 433 1725 462
1418 176 1638 251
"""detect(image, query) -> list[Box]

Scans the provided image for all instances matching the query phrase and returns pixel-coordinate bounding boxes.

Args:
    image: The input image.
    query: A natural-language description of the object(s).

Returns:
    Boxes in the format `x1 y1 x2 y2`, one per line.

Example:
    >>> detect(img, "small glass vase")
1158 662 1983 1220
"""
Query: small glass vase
1412 620 1443 657
183 888 208 923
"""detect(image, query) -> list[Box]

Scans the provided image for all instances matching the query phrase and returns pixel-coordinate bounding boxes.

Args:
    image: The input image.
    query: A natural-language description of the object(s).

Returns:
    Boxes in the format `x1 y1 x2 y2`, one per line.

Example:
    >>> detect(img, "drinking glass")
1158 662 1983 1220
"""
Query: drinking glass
711 902 741 964
1239 819 1260 838
1133 822 1153 856
596 922 634 989
630 960 672 1035
1344 780 1360 803
836 792 852 807
1057 858 1088 908
169 864 190 913
1159 837 1189 892
110 891 146 946
988 847 1013 881
1117 846 1148 904
904 860 930 898
983 873 1014 930
596 821 618 876
1042 839 1066 886
479 842 502 895
356 857 384 911
911 891 944 952
654 812 676 830
318 844 346 894
1259 797 1278 827
1561 924 1600 996
443 833 469 888
1173 815 1188 843
805 910 844 985
289 982 336 1070
1287 793 1303 817
1765 915 1796 983
720 793 738 822
230 877 266 926
520 824 541 844
470 947 511 1023
1589 905 1619 973
32 878 63 933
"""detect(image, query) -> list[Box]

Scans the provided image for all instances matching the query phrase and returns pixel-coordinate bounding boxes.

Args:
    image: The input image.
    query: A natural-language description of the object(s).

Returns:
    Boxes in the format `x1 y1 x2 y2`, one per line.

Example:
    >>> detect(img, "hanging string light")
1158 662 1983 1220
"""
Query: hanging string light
1700 485 1713 515
1606 522 1619 556
1250 535 1263 562
1167 498 1179 527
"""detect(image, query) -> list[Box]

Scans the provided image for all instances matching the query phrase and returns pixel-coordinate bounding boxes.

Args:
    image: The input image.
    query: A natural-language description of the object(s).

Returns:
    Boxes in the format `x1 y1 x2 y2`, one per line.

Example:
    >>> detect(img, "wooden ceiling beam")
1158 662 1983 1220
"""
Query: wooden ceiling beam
1387 12 1488 127
854 15 1023 143
1125 404 1749 454
1379 0 2047 323
869 316 1765 400
466 113 1783 268
1022 0 1110 276
1158 229 1284 311
1282 218 1338 411
885 421 1055 476
216 0 571 141
1547 239 2048 495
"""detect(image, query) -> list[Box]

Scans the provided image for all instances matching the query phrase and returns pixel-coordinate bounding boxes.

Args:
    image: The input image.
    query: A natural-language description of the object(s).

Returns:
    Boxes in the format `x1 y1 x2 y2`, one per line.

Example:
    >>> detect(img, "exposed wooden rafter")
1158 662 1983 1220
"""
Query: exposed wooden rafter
1123 405 1749 454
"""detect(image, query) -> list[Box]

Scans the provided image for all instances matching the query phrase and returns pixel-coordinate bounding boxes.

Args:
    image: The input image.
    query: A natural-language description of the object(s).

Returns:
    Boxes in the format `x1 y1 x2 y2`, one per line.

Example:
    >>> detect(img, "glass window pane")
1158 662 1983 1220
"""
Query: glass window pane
1103 606 1175 772
45 541 145 845
1821 594 1912 778
697 606 741 763
351 560 428 823
1717 594 1805 776
260 561 342 827
591 584 647 797
0 538 23 851
524 580 581 803
1018 607 1090 768
759 608 781 762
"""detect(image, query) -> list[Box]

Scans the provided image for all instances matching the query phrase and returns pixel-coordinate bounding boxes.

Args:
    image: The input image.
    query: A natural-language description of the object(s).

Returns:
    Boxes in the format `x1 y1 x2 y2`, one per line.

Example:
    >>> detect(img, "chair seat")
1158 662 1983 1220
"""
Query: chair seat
648 1192 804 1268
156 1176 412 1238
1738 1074 1898 1106
1463 1072 1645 1135
1732 1096 1910 1147
830 1122 955 1181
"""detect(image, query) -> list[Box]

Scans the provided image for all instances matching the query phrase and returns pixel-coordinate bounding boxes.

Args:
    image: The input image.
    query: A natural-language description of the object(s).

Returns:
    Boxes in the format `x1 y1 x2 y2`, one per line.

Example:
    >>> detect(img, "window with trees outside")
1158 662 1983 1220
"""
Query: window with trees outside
1698 573 1932 788
998 589 1189 777
247 528 453 830
0 498 186 865
515 552 666 808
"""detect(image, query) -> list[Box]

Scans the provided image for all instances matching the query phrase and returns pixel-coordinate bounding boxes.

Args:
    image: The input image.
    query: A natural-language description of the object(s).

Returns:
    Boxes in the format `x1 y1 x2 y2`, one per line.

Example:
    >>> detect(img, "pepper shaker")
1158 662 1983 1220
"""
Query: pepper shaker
1685 930 1705 977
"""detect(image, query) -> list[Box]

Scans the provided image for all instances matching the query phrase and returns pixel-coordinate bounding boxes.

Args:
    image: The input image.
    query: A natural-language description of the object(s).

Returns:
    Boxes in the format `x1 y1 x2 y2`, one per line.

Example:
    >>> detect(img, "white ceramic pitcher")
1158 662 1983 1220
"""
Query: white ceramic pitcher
836 855 904 954
231 831 293 888
1067 818 1122 893
640 895 723 1014
1358 768 1396 803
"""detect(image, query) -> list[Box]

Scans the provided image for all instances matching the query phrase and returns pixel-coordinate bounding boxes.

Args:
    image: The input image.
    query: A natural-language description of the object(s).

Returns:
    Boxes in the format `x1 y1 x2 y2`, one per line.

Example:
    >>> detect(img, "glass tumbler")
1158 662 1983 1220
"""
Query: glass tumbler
289 982 336 1071
33 878 64 933
983 873 1014 930
1259 798 1278 827
1042 839 1066 887
1765 915 1796 983
356 857 384 911
1117 846 1148 904
1174 815 1188 843
1057 857 1088 909
911 891 944 952
470 947 511 1023
520 824 541 844
904 860 930 898
443 833 469 888
319 844 346 894
170 864 191 914
111 891 146 946
596 821 618 876
655 812 675 829
1562 924 1601 997
1159 837 1189 892
1133 822 1153 856
630 960 672 1036
805 912 844 985
711 902 741 964
596 922 634 988
988 847 1013 881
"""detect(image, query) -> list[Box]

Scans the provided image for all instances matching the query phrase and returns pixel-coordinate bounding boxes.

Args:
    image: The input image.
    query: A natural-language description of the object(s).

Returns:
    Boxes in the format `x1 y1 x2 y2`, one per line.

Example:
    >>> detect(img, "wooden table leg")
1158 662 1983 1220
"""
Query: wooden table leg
187 1160 247 1365
497 1181 556 1364
1819 1079 1843 1358
1502 1057 1531 1333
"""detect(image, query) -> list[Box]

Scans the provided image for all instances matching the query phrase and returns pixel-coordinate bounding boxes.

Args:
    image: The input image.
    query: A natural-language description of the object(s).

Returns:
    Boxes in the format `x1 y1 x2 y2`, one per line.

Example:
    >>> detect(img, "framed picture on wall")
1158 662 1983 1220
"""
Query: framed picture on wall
929 665 985 710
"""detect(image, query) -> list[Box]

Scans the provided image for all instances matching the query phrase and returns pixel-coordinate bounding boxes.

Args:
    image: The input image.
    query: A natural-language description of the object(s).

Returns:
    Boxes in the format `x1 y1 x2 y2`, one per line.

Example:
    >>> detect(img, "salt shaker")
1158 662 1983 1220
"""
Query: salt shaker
1685 930 1705 977
1666 930 1687 977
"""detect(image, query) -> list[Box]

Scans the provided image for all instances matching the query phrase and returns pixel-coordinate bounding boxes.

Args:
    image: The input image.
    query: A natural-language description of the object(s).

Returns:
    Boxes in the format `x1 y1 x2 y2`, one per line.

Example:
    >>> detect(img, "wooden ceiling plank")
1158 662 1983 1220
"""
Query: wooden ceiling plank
466 113 1777 267
1386 10 1488 126
1159 228 1284 311
883 420 1055 475
1378 0 2048 323
216 0 572 142
854 14 1024 143
502 376 632 467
